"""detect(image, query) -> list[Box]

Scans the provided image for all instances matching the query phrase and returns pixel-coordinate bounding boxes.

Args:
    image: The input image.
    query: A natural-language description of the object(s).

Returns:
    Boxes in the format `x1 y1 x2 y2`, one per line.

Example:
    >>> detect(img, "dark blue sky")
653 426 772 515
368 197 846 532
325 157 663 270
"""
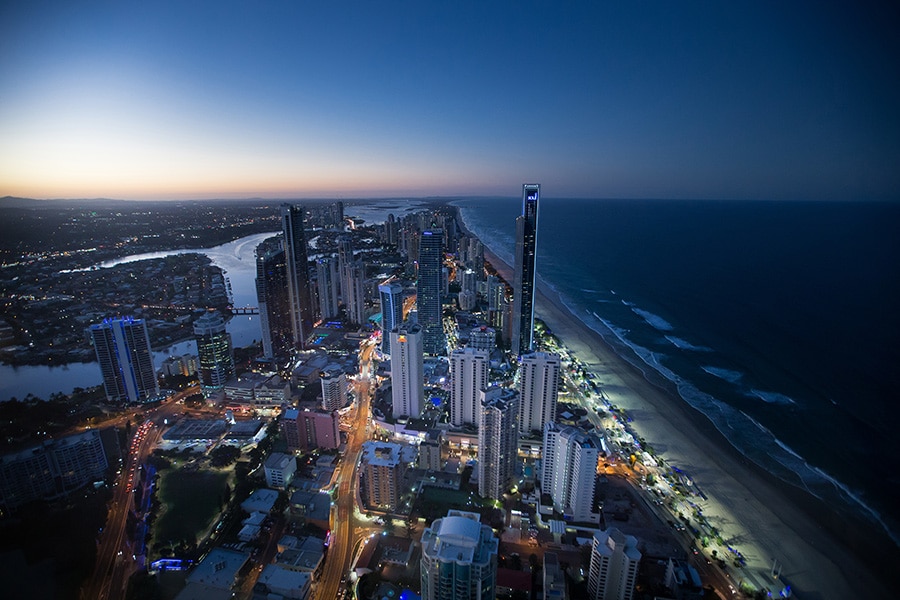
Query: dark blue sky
1 1 897 200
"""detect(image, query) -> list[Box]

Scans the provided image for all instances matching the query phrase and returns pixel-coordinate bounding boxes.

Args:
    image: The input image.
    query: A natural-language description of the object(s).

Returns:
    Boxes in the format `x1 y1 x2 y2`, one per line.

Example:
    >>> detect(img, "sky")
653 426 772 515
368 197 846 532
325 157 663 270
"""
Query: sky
1 1 898 201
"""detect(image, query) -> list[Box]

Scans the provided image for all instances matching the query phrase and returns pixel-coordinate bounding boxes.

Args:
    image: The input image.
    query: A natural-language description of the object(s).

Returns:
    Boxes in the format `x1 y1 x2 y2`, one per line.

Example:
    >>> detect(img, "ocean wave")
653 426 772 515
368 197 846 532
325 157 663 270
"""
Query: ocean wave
747 389 796 405
701 365 744 383
584 304 899 545
666 336 713 352
631 307 674 331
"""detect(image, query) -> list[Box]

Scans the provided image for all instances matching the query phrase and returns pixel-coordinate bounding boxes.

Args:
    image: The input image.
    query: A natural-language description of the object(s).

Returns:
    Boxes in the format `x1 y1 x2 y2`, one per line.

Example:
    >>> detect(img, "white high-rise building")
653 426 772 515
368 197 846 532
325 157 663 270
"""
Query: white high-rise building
320 370 348 412
90 317 159 404
420 510 498 600
390 323 424 419
541 422 601 523
518 352 560 435
379 281 404 357
478 388 519 500
588 528 642 600
449 347 489 427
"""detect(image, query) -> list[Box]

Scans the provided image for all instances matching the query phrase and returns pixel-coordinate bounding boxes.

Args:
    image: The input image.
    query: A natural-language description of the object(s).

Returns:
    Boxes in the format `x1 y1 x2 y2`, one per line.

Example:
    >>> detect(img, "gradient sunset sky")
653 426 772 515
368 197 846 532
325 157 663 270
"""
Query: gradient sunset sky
1 1 898 201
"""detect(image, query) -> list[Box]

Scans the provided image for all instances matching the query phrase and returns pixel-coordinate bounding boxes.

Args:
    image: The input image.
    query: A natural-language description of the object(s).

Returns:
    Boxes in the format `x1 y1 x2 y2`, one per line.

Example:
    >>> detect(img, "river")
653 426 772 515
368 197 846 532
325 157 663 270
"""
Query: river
0 232 278 401
0 199 422 401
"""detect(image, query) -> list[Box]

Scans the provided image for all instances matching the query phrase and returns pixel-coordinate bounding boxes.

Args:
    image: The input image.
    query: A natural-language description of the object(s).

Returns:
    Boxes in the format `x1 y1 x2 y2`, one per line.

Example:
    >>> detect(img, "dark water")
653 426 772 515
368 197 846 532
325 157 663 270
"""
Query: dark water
457 197 900 545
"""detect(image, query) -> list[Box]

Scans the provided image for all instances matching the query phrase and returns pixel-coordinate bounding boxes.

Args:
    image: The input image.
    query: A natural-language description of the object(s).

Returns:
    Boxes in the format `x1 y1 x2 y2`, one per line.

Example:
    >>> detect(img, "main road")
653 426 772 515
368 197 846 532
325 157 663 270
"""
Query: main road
81 386 200 600
317 337 377 599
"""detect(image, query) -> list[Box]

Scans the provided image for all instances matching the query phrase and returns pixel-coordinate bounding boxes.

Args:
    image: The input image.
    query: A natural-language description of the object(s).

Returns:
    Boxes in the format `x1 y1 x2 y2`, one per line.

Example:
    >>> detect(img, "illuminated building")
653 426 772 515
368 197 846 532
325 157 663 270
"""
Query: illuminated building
420 510 498 600
468 326 496 354
255 236 292 360
478 388 519 500
320 369 348 412
378 281 404 357
193 310 234 399
390 323 424 419
512 183 540 356
344 260 367 325
90 316 159 404
281 408 340 452
316 256 340 320
282 203 314 348
359 441 406 511
588 528 641 600
0 429 108 510
417 228 445 355
518 351 560 435
541 422 601 523
449 347 489 427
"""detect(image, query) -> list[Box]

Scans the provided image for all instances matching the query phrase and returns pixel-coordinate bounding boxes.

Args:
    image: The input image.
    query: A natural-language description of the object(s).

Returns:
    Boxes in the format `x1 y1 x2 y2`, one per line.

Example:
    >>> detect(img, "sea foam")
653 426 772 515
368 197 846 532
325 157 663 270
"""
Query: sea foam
701 365 744 383
748 389 796 405
631 307 674 331
667 336 713 352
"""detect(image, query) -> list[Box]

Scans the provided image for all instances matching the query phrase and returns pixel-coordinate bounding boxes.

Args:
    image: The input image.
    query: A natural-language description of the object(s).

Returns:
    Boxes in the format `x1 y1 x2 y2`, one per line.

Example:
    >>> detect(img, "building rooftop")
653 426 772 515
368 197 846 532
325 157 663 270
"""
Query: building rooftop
421 510 497 567
184 548 249 590
240 488 279 513
265 452 295 471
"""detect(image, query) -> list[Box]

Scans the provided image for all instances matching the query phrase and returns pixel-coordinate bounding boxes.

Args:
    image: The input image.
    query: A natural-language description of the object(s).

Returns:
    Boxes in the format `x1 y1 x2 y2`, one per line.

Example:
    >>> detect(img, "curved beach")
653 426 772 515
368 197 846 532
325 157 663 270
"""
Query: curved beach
476 236 891 600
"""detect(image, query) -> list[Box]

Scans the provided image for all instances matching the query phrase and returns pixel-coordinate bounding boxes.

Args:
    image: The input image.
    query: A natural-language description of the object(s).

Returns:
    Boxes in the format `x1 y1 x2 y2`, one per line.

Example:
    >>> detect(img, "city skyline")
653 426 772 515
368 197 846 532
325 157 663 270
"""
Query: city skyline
2 2 899 202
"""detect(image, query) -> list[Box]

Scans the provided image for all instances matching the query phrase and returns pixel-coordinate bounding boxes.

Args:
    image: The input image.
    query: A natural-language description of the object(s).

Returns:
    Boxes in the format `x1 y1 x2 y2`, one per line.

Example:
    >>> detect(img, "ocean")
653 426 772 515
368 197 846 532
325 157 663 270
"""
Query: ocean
455 197 900 547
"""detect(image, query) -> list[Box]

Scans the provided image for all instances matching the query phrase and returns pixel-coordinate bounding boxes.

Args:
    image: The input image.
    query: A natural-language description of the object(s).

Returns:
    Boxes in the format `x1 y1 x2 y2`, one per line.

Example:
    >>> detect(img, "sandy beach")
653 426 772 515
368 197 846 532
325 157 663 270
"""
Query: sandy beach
479 242 891 600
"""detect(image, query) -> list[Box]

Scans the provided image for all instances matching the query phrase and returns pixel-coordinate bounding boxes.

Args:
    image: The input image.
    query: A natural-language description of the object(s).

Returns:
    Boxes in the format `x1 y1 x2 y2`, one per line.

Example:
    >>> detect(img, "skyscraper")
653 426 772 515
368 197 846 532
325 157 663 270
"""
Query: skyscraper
281 204 314 348
588 528 642 600
420 510 498 600
518 351 560 435
90 317 159 404
478 388 519 500
511 183 540 356
449 347 489 427
337 235 354 300
316 256 340 320
417 228 445 355
378 281 403 357
541 422 601 523
390 323 424 419
255 237 292 360
344 260 367 325
193 310 234 399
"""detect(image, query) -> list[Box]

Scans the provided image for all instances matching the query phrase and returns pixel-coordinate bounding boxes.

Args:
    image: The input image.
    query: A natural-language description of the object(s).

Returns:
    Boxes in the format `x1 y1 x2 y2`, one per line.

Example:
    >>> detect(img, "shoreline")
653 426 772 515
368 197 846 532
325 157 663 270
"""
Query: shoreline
459 208 892 599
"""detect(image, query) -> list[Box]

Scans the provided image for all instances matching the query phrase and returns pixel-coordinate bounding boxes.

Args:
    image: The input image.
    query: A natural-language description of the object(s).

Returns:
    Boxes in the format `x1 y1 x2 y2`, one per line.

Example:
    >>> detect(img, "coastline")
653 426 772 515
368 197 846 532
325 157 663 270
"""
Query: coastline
462 213 892 599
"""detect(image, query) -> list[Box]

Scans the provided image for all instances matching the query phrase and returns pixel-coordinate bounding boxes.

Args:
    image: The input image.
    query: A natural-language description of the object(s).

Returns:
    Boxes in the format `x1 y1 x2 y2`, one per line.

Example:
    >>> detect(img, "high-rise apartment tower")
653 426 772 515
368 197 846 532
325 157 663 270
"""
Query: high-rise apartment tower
518 351 560 435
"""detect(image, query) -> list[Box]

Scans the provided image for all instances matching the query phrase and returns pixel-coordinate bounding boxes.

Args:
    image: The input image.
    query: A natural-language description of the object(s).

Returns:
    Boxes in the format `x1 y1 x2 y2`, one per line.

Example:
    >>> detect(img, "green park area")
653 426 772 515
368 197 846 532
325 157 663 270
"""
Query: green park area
412 486 487 522
152 466 231 554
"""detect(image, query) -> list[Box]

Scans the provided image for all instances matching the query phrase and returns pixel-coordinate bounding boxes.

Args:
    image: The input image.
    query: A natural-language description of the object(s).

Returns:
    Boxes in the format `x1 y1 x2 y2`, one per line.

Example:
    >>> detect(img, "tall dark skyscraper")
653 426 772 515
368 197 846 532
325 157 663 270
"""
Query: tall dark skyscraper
281 204 314 349
255 236 292 360
512 183 540 356
417 228 445 355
